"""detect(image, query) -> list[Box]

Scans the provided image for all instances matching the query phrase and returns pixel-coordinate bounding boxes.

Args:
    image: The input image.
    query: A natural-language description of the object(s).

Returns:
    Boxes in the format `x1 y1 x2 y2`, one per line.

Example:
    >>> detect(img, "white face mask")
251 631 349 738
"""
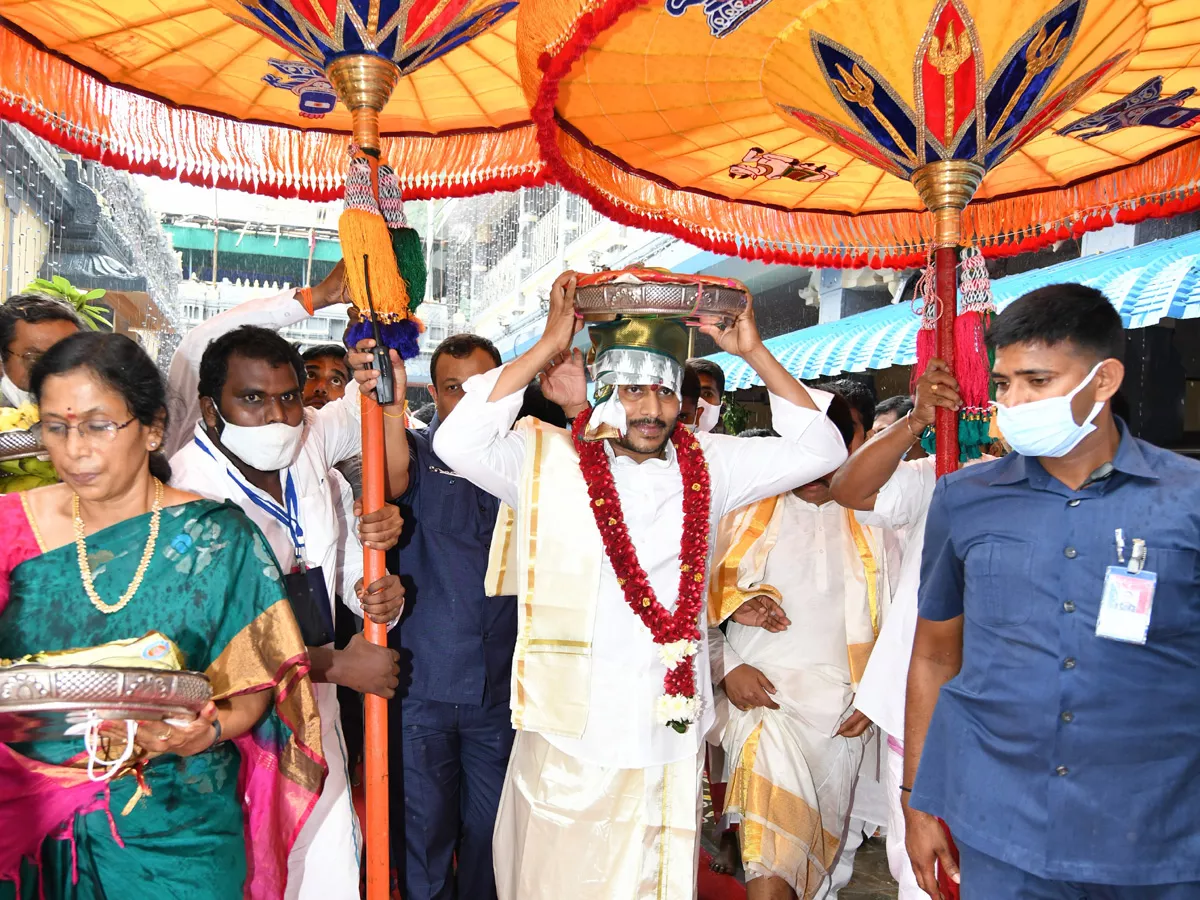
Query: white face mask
218 417 304 471
994 362 1105 459
696 398 722 434
1 374 32 408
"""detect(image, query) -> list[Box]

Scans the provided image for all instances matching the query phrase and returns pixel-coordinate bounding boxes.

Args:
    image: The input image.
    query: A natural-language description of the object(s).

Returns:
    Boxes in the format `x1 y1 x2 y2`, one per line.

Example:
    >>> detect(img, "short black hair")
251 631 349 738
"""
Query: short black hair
681 364 701 403
31 332 172 482
824 378 875 433
0 293 83 357
411 402 436 424
430 333 502 387
823 391 857 450
875 394 914 420
986 284 1124 363
688 358 725 398
739 428 779 438
302 344 348 366
198 325 306 403
517 381 569 428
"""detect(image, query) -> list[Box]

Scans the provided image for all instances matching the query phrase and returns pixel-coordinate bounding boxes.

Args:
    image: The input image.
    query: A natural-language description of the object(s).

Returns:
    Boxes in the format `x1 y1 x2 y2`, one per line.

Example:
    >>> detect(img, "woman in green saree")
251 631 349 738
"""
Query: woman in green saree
0 332 325 899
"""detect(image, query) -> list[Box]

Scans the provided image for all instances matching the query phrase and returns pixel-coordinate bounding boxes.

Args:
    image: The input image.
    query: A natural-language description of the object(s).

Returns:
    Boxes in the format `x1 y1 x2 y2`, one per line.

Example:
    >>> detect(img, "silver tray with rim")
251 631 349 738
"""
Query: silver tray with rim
0 664 212 743
573 281 748 321
0 429 44 463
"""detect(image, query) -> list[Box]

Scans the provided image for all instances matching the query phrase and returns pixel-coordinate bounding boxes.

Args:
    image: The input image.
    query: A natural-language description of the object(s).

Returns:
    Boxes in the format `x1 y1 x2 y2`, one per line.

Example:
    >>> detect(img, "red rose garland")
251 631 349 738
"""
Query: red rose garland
571 409 712 733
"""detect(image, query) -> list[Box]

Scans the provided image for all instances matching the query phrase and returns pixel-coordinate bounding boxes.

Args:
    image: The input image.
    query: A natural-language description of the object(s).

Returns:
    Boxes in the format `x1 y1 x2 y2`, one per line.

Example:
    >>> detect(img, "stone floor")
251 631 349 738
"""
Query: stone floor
842 837 900 900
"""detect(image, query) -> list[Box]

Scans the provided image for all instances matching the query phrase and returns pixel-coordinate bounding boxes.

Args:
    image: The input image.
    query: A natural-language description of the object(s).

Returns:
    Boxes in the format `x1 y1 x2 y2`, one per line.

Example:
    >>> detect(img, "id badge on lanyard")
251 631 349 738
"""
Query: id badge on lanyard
277 474 336 646
216 456 336 647
1095 534 1155 645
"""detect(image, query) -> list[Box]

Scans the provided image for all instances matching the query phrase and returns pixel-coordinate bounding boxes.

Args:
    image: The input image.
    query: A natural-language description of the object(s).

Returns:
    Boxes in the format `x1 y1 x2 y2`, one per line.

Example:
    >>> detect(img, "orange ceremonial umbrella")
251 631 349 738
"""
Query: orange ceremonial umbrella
0 4 545 898
521 0 1200 475
0 0 542 199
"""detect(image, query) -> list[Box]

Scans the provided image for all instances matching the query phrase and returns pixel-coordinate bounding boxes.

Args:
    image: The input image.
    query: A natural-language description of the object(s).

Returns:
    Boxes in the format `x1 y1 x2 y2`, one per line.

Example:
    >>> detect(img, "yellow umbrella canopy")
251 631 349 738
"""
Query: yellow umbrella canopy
521 0 1200 266
0 0 543 199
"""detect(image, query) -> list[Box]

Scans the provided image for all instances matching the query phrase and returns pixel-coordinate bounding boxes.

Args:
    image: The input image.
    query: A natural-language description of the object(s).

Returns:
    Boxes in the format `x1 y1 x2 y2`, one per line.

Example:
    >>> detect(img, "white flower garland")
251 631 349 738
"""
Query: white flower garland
657 638 698 670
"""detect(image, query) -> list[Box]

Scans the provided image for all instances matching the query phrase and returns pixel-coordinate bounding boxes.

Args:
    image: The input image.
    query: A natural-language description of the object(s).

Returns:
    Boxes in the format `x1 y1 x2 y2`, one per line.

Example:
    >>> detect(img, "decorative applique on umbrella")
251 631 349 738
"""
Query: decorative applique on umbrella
0 0 544 199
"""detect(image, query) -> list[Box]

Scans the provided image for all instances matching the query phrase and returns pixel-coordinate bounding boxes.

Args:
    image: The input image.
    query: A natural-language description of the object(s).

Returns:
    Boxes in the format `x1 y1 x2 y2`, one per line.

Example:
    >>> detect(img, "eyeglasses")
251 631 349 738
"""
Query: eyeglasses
2 349 47 366
33 416 138 444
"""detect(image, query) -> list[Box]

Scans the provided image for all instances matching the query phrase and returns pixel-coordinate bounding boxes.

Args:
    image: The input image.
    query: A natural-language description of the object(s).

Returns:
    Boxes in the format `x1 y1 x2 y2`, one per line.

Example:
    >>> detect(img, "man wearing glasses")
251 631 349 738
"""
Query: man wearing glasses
0 294 83 408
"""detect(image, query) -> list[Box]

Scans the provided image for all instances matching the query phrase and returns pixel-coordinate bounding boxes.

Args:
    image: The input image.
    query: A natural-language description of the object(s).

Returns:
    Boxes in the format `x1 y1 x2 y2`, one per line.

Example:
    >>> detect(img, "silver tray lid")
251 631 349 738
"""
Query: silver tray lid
573 274 748 322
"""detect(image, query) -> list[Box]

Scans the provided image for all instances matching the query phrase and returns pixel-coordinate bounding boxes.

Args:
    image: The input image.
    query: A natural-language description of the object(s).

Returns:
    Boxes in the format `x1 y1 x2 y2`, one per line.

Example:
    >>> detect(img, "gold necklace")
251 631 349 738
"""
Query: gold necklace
74 478 164 615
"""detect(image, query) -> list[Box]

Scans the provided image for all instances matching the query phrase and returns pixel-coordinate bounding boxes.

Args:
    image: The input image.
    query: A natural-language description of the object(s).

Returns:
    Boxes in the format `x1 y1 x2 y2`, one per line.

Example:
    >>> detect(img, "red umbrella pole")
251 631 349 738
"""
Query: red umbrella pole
934 245 960 477
360 395 390 900
912 160 983 479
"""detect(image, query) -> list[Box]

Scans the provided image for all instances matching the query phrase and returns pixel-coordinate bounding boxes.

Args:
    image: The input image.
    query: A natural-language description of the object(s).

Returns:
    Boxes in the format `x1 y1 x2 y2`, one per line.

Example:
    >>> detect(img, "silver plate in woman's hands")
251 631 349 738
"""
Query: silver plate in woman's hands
0 664 212 742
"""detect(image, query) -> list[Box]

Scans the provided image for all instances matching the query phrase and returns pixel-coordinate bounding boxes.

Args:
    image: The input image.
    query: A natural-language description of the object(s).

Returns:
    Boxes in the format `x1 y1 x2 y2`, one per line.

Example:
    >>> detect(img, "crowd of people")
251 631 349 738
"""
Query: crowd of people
0 265 1196 900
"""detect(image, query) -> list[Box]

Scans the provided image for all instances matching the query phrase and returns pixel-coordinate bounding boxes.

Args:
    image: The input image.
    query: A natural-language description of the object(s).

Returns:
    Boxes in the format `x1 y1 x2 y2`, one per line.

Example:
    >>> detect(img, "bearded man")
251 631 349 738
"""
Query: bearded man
432 271 848 899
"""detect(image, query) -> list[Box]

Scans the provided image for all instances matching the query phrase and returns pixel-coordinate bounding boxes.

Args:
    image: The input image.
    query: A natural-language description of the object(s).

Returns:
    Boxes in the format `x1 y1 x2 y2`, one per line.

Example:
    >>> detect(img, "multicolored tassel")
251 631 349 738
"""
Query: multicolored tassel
339 146 427 359
914 248 997 463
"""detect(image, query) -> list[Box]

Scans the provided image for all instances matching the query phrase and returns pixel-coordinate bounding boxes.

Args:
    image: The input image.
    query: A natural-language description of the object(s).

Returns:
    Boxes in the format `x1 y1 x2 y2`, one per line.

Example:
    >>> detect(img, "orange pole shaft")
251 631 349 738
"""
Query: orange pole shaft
934 245 960 478
360 394 390 900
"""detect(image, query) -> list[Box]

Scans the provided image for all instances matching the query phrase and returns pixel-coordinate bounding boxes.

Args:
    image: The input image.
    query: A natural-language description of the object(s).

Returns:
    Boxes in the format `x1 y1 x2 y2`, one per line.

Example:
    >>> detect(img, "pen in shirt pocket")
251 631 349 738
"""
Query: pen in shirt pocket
1114 528 1125 564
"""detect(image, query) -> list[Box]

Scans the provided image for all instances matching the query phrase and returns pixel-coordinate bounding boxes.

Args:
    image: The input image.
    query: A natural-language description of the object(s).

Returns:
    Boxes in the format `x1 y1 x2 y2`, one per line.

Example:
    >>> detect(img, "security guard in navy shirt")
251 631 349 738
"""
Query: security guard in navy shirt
904 284 1200 900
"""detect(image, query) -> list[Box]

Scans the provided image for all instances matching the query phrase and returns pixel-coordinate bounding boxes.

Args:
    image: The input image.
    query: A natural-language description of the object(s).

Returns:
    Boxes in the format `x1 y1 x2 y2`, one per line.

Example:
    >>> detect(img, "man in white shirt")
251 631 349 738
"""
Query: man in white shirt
430 271 848 900
830 359 979 899
169 321 406 900
710 389 888 900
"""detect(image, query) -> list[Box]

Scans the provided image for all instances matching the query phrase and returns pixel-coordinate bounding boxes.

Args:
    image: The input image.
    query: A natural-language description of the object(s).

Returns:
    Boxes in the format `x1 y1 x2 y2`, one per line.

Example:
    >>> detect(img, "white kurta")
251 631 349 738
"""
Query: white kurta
852 457 937 742
170 422 369 900
852 455 990 900
435 366 847 769
434 365 848 900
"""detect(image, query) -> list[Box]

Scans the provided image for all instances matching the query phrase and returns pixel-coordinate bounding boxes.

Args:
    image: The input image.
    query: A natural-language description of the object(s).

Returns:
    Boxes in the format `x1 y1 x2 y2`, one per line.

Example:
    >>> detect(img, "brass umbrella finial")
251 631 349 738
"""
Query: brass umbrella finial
911 160 985 249
326 55 401 150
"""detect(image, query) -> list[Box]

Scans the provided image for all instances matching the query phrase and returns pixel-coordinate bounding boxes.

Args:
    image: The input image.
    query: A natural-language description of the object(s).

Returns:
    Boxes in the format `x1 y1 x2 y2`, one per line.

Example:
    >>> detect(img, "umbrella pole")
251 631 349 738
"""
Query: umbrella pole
326 55 403 900
912 160 984 478
360 397 390 900
933 244 960 476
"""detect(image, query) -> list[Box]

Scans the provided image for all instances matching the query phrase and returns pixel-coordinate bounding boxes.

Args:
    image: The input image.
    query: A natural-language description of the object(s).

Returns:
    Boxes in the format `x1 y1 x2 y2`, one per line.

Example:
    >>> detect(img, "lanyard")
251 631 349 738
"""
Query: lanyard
193 437 307 568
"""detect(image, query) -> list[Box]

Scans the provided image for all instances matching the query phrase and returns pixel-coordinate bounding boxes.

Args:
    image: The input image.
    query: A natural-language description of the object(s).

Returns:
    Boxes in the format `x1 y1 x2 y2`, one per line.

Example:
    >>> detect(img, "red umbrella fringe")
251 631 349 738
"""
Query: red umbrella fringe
0 23 548 204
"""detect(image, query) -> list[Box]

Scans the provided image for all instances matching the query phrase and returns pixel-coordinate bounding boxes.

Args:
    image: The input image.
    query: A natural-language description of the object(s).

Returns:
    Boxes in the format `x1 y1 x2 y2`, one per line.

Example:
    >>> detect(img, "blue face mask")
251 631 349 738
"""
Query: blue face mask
993 362 1105 459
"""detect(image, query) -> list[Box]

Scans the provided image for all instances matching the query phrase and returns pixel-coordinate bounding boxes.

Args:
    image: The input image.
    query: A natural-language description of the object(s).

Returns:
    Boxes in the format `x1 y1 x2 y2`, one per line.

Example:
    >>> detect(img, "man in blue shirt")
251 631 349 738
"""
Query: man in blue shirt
903 284 1200 900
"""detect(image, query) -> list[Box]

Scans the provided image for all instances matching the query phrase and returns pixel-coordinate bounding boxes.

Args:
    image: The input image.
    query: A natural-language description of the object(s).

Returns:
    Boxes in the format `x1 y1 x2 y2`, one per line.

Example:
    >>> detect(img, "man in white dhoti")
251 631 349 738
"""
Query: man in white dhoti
431 271 848 900
829 360 991 900
708 388 889 900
